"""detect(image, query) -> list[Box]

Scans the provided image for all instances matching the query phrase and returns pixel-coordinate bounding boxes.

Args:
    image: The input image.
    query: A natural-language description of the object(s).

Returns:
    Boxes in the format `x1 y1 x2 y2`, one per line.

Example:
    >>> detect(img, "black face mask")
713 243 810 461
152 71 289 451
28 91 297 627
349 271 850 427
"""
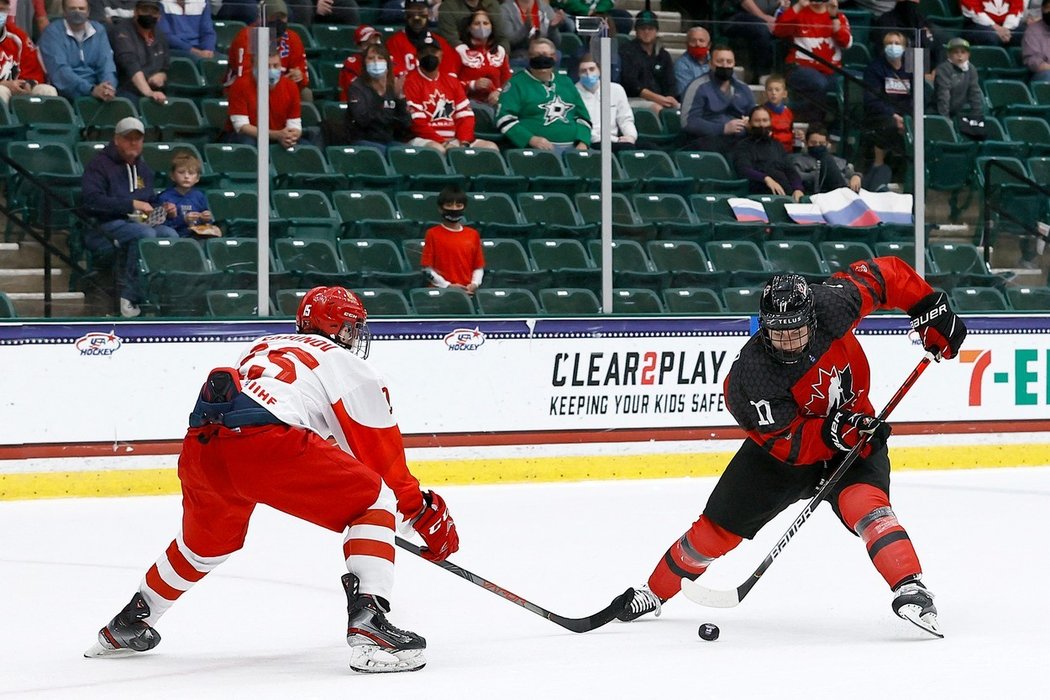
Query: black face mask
1044 11 1050 25
136 14 158 29
419 54 440 72
808 145 828 159
441 208 464 223
749 126 771 139
528 55 557 71
713 66 734 82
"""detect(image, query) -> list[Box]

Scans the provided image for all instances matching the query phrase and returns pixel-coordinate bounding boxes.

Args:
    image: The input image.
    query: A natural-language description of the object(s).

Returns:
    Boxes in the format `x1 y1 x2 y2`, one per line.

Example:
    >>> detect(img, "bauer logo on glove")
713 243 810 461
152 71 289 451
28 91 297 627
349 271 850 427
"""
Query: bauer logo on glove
908 292 967 361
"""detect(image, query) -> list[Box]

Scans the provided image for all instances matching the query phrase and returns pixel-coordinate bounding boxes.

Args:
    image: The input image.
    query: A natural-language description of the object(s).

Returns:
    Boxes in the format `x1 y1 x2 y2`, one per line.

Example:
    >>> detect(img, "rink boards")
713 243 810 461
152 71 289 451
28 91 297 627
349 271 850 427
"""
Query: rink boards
2 314 1048 498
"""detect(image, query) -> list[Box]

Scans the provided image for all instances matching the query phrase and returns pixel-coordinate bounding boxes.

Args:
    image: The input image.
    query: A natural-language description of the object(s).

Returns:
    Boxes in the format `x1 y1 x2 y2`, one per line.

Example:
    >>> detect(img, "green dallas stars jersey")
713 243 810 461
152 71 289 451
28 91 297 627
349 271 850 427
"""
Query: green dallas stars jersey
496 69 592 148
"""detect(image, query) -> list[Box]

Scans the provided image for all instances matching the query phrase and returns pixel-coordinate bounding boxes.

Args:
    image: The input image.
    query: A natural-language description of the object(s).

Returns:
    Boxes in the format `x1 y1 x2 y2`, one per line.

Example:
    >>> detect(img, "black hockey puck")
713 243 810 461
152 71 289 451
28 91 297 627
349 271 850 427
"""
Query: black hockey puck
698 623 720 641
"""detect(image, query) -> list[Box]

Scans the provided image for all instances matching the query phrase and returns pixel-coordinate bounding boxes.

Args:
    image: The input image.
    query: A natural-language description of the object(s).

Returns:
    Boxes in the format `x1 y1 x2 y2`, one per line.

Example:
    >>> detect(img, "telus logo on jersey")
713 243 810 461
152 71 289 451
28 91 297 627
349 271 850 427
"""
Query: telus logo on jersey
443 328 485 351
74 332 123 356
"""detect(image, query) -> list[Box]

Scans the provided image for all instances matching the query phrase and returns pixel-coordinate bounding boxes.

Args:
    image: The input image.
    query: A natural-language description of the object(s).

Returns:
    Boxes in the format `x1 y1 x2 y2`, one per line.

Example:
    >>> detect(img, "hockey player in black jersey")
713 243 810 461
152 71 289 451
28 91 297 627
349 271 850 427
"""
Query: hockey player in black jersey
616 257 966 636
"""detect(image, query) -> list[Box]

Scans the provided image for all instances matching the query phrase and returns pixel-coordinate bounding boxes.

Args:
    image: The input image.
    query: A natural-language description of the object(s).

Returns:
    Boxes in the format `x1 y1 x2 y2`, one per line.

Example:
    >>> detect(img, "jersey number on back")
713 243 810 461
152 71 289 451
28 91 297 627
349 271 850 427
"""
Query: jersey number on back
240 343 320 384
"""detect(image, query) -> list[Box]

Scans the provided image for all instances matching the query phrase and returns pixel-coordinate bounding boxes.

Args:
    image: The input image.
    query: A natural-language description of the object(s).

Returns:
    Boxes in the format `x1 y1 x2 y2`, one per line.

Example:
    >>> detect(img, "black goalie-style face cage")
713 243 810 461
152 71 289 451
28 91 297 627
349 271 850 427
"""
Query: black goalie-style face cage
759 274 817 364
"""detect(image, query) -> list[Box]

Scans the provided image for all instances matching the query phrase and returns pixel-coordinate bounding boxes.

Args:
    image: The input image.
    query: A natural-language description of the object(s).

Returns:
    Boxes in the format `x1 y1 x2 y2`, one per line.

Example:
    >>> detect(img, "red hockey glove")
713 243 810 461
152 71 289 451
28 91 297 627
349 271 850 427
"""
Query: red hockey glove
412 490 459 562
822 409 891 457
908 291 967 361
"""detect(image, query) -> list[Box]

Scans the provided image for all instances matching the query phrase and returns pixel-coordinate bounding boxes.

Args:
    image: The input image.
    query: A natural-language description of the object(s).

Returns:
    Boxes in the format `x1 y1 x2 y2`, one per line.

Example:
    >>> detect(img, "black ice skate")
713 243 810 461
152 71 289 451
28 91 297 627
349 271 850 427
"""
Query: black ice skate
84 592 161 658
892 578 943 638
616 585 663 622
342 573 426 673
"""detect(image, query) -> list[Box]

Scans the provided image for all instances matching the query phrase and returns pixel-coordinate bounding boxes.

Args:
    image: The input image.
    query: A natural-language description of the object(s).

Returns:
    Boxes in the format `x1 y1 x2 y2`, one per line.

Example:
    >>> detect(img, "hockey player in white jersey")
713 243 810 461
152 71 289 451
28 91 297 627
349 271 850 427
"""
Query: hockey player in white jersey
85 286 459 673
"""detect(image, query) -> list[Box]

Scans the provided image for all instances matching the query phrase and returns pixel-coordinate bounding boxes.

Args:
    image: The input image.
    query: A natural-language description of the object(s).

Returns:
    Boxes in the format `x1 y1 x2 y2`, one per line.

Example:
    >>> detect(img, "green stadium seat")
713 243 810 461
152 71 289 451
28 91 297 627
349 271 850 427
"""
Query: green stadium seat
76 96 137 140
446 147 526 193
659 108 681 140
975 157 1045 242
516 192 596 239
326 145 401 194
504 148 580 196
206 289 261 317
631 193 698 240
0 291 17 318
271 144 348 190
873 241 937 273
950 286 1009 312
333 190 419 240
339 238 408 273
1006 286 1050 311
1027 156 1050 184
928 242 989 275
475 288 541 315
675 151 749 195
529 238 593 271
1003 117 1050 159
574 192 657 242
199 58 230 91
612 288 665 314
705 240 770 274
9 95 82 144
819 240 875 274
139 97 210 146
968 48 1028 83
722 286 762 313
4 141 81 227
464 192 530 238
646 240 709 273
272 189 341 243
387 146 465 191
924 114 959 144
206 237 276 272
204 143 264 188
618 149 691 195
166 56 210 98
586 239 652 272
275 238 343 273
358 288 412 316
312 23 358 60
982 80 1037 117
396 191 441 225
212 20 245 53
410 287 476 315
973 116 1027 160
1032 81 1050 105
763 240 829 277
402 239 425 270
0 100 22 143
138 238 210 273
276 288 310 316
562 149 637 192
481 238 531 272
141 142 204 188
631 109 675 148
663 287 724 313
146 270 224 316
209 189 270 238
539 287 601 314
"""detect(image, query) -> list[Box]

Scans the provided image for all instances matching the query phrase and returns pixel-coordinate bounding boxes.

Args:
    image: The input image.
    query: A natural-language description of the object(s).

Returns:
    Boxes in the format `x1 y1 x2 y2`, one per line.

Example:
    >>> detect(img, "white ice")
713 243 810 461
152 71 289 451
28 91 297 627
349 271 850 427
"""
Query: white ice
2 466 1048 699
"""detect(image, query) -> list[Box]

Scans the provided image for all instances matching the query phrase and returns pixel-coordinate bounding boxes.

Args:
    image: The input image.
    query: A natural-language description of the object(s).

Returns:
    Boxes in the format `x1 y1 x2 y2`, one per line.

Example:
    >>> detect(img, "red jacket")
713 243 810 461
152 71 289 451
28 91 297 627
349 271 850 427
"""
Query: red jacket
0 19 47 84
767 102 795 153
960 0 1025 29
454 43 511 102
227 73 302 131
404 68 475 143
386 31 457 78
227 26 309 88
774 7 852 75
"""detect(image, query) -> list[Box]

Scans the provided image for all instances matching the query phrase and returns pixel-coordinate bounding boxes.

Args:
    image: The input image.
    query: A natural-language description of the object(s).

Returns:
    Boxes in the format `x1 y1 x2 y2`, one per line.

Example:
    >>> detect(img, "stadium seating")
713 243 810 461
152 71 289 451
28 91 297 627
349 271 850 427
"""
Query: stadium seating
475 288 541 315
1006 287 1050 311
951 286 1009 312
663 287 724 313
357 288 412 316
410 287 476 315
206 289 261 317
540 288 601 314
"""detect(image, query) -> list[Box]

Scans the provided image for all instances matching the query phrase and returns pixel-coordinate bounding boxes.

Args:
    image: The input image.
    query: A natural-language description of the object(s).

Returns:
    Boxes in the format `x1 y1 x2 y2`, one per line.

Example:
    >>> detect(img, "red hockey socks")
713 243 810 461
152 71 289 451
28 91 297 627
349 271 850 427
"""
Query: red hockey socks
647 515 742 600
837 483 921 589
139 533 231 625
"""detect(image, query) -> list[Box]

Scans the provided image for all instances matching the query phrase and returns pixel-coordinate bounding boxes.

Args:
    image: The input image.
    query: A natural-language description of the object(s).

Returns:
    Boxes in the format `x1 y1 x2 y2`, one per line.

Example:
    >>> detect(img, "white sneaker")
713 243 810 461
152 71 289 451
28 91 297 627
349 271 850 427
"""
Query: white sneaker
119 298 141 318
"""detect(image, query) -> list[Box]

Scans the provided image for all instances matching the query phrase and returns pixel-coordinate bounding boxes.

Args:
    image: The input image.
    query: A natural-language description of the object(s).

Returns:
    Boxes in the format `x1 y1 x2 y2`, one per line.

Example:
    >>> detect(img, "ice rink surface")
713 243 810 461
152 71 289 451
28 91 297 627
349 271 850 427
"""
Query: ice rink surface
2 466 1048 699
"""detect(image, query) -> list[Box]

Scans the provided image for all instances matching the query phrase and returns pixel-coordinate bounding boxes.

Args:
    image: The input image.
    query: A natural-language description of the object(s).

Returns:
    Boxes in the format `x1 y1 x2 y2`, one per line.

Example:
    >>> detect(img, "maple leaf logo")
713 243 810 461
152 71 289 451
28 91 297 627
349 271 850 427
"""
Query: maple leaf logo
805 365 856 416
811 39 838 66
982 0 1010 16
422 89 455 121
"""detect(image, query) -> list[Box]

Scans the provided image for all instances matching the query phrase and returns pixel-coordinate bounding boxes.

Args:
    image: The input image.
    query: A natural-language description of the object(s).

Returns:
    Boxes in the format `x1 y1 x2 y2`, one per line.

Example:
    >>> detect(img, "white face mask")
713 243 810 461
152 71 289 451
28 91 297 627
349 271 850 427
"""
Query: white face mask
0 12 8 25
957 60 970 72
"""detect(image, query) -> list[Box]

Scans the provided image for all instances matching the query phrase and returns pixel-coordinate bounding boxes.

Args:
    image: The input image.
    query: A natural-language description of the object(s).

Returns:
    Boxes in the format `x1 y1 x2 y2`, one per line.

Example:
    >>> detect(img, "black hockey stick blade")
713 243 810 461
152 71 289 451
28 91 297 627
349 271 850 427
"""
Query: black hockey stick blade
682 352 935 609
396 536 634 633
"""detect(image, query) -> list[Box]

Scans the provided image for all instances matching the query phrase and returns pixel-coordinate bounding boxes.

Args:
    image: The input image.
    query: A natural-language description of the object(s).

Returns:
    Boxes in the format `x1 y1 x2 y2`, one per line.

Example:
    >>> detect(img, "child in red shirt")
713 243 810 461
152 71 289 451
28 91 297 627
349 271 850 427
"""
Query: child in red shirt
765 75 796 154
420 185 485 293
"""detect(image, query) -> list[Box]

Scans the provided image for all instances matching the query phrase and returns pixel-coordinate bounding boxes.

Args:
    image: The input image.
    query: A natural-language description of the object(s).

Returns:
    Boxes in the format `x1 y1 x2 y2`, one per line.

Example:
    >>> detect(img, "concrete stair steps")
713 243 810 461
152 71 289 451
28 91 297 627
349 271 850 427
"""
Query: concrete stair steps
0 267 65 293
5 291 86 318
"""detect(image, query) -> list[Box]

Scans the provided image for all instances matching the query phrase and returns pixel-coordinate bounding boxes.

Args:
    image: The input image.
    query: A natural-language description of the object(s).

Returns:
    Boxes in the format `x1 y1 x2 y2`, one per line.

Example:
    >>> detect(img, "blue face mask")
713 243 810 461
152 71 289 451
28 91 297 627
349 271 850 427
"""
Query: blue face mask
268 67 282 86
884 44 905 60
366 60 387 78
580 74 599 90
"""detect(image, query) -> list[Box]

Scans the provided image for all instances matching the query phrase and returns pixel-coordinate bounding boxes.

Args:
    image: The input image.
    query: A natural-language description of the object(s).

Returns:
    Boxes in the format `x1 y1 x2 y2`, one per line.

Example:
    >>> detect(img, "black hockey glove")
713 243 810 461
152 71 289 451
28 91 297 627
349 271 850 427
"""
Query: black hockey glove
822 409 891 457
908 291 967 361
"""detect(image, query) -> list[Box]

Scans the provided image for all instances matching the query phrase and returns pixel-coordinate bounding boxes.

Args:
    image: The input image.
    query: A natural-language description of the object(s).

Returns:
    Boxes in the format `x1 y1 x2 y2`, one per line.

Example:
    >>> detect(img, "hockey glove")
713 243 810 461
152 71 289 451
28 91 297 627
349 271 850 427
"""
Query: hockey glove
908 291 967 361
412 490 459 562
822 409 891 457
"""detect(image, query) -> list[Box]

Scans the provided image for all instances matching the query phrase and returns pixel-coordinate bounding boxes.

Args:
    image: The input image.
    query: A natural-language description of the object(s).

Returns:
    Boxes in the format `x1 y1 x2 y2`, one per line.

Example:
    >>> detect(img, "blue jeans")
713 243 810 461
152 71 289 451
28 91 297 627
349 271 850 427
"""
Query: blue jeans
98 219 178 303
724 12 776 76
1031 70 1050 83
787 66 840 123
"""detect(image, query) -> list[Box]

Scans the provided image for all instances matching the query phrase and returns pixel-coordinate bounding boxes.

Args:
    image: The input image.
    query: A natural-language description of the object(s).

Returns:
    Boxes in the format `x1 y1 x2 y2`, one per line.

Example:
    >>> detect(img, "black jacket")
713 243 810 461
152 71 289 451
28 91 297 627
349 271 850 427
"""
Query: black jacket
619 39 675 99
731 134 803 194
345 77 413 144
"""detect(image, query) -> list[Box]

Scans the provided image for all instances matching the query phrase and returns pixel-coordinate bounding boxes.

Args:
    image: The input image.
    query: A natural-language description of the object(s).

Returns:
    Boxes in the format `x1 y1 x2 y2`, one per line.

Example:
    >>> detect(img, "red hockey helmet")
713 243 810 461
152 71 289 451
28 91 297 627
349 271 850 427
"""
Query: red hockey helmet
296 286 372 359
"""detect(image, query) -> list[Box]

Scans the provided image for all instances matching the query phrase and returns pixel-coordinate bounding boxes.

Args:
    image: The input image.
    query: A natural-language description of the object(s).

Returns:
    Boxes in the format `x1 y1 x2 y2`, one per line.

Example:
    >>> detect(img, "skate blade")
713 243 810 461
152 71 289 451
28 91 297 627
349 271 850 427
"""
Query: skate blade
897 605 944 639
84 641 138 658
349 646 426 673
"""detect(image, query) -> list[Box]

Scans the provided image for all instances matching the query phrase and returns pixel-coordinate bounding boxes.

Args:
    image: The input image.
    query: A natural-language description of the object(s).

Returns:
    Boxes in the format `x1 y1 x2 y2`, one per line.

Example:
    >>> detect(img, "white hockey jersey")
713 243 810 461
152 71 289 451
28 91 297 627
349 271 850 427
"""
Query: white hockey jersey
234 333 423 518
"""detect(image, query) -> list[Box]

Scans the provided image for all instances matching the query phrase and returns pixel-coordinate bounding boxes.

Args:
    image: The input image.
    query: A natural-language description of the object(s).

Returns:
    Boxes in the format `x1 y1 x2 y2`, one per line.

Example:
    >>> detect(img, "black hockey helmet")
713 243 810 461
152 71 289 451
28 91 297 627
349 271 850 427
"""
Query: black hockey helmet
759 274 816 364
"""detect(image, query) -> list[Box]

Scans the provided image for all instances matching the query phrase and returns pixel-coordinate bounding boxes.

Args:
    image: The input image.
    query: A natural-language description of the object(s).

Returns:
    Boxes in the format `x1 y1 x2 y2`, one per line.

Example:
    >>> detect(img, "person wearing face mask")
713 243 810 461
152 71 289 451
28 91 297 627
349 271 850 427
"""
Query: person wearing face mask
387 0 457 78
438 0 510 52
790 123 862 194
226 47 302 148
496 37 591 152
454 8 511 119
619 8 679 114
108 0 169 102
338 24 383 101
680 45 756 153
403 38 499 152
157 0 217 62
345 42 413 149
873 0 937 64
0 0 59 106
673 25 710 99
732 105 805 201
38 0 118 100
575 54 644 152
773 0 853 125
862 31 912 189
226 0 311 100
935 37 985 119
961 0 1025 47
1022 0 1050 81
724 0 788 79
421 185 485 296
501 0 562 70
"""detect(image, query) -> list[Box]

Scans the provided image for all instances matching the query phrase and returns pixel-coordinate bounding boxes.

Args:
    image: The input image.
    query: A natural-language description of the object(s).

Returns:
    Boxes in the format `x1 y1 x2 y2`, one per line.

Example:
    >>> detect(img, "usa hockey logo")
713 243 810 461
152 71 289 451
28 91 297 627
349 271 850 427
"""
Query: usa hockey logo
443 327 485 351
74 331 123 356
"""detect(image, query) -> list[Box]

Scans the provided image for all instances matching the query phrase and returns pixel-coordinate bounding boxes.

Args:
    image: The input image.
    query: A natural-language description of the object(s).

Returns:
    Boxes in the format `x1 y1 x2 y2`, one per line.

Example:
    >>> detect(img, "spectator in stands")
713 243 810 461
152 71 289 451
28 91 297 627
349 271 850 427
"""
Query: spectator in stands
421 184 485 296
404 37 499 152
297 0 360 26
339 24 383 101
550 0 630 36
764 74 795 153
496 37 591 152
345 42 413 149
454 9 510 121
790 122 862 193
680 45 756 153
158 0 215 61
90 0 137 24
723 0 787 80
575 53 645 151
501 0 562 70
935 37 985 118
438 0 509 52
862 30 912 188
110 0 170 102
673 25 710 99
214 0 255 23
1023 0 1050 81
82 116 178 318
873 0 937 64
773 0 852 124
227 0 312 101
962 0 1025 47
158 150 219 238
0 0 59 105
39 0 118 101
226 46 302 147
387 0 457 79
732 105 804 200
10 0 49 36
619 8 678 113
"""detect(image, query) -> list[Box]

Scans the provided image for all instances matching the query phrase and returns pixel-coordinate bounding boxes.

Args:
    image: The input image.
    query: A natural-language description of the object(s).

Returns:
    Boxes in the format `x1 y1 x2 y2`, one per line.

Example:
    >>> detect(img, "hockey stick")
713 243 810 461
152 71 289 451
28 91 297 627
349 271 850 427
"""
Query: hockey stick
681 351 935 609
395 536 634 633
